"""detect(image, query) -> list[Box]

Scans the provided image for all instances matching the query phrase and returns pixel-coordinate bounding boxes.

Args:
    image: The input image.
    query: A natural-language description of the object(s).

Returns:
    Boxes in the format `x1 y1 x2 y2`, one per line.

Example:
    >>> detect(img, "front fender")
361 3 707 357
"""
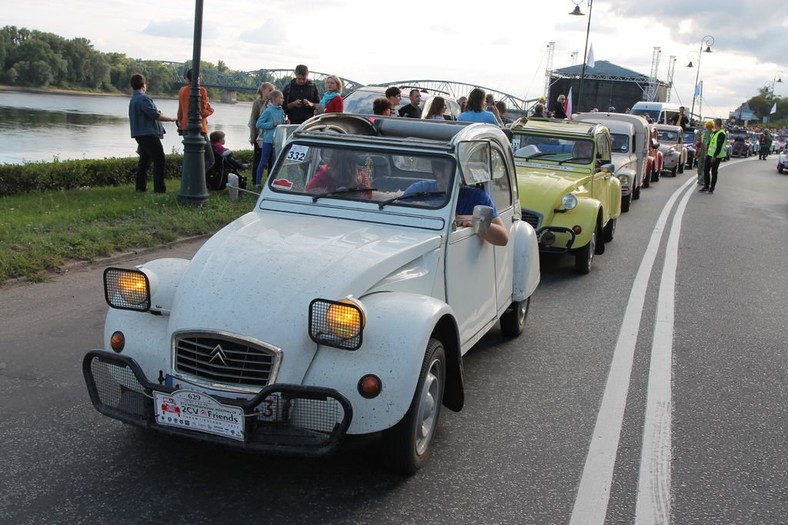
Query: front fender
302 292 462 435
512 221 540 301
548 198 600 248
607 175 622 219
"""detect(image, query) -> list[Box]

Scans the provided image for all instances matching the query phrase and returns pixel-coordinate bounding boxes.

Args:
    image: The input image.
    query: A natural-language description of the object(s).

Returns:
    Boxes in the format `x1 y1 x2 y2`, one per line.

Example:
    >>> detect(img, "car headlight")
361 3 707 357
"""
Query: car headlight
561 193 578 210
309 298 365 350
104 267 151 311
618 174 630 184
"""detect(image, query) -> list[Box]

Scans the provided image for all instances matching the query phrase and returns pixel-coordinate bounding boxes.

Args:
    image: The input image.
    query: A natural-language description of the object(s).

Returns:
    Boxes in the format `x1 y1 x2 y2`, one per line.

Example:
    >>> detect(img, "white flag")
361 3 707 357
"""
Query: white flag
565 87 573 118
586 43 595 68
770 102 777 114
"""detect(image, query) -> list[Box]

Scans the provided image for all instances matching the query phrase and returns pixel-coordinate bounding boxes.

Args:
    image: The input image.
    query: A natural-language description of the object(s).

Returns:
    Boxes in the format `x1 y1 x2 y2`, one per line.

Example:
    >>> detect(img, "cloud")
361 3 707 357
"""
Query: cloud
142 19 195 39
240 19 288 46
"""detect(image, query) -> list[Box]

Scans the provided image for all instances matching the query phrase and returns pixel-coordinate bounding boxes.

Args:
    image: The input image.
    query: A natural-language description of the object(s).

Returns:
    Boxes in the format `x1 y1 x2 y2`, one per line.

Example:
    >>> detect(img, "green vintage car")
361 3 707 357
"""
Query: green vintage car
510 118 622 274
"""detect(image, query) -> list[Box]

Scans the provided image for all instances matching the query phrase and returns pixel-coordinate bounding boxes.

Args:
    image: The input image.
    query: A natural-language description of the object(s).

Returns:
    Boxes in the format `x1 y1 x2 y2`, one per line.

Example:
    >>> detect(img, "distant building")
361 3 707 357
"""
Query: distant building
729 103 758 123
548 60 669 114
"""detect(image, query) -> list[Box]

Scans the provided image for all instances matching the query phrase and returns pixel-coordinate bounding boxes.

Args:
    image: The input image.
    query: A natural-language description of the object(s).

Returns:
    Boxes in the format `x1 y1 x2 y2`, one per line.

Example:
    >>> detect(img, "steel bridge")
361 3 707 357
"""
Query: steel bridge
164 63 536 113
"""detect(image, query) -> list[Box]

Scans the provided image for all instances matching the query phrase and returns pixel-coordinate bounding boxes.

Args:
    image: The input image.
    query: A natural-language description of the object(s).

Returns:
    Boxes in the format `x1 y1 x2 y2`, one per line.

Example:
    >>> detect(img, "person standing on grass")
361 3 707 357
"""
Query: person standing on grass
255 90 285 187
128 74 177 193
177 68 215 172
248 82 274 176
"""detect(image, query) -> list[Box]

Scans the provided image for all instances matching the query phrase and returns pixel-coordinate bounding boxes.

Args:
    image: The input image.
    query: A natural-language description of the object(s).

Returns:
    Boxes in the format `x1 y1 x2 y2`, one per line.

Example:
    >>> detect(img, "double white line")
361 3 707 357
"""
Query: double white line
569 173 704 525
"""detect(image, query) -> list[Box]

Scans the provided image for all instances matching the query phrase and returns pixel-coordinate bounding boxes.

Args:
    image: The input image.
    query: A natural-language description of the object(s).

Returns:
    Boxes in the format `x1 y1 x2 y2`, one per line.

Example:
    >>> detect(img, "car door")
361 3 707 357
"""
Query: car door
489 146 515 314
445 142 498 349
593 131 611 222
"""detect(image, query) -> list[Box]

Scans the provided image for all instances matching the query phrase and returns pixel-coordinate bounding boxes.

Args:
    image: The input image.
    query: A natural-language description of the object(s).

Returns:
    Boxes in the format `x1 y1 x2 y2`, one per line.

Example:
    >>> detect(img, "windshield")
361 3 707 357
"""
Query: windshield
636 110 659 121
343 89 387 115
657 129 679 142
511 132 595 164
611 133 630 153
683 131 696 143
268 143 454 209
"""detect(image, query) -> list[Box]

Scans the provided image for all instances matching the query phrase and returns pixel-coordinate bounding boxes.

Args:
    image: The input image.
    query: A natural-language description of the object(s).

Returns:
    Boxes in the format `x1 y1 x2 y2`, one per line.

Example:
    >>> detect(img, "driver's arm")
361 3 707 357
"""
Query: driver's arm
455 215 509 246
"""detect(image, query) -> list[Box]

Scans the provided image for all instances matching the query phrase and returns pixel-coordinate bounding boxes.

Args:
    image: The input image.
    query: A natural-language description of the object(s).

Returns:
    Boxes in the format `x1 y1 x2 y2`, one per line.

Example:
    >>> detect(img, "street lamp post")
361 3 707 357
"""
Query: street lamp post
569 0 593 112
687 35 714 121
178 0 209 206
771 72 783 96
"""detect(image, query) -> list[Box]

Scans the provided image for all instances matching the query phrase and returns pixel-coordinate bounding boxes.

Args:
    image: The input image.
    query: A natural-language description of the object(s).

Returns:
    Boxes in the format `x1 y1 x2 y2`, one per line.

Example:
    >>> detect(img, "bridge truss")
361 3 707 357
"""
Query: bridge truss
164 63 535 114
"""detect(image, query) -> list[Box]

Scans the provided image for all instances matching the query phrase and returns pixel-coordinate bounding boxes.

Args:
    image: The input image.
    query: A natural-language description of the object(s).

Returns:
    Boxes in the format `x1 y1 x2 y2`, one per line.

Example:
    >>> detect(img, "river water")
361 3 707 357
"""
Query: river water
0 91 256 165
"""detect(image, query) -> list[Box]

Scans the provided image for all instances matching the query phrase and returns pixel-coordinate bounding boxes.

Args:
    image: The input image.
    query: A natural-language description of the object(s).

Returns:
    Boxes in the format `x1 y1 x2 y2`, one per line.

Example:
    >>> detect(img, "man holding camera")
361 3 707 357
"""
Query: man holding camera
282 64 321 124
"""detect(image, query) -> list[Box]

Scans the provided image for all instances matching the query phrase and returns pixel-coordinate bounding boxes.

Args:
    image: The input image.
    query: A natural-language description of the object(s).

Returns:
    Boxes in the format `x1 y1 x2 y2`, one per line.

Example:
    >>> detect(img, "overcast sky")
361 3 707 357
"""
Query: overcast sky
6 0 787 118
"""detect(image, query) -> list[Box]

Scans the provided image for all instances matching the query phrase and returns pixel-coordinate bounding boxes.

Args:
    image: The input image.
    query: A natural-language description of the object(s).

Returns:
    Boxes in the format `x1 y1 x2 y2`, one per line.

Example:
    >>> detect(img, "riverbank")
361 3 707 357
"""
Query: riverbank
0 83 129 96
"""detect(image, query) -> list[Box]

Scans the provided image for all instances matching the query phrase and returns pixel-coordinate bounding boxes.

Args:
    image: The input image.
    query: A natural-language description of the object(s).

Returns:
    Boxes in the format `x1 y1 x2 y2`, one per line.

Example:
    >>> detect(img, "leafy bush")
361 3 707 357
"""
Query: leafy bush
0 150 254 197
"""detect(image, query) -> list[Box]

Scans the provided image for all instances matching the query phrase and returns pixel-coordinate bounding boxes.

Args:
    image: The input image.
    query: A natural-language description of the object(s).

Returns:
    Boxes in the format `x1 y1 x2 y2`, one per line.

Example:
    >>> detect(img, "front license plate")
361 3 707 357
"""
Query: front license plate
154 390 245 441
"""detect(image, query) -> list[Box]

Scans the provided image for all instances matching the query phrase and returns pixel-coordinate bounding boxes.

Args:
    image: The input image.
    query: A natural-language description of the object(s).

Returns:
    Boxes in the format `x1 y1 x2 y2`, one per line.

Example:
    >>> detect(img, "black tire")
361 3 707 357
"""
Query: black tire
671 166 677 177
678 162 684 174
603 217 616 243
500 297 530 337
633 184 641 200
651 168 660 182
642 173 650 188
621 192 631 212
382 339 446 474
574 221 598 274
778 164 784 174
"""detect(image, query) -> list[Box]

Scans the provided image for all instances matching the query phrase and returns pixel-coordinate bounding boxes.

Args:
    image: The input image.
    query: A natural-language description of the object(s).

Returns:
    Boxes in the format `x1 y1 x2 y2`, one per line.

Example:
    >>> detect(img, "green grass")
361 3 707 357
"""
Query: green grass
0 184 256 285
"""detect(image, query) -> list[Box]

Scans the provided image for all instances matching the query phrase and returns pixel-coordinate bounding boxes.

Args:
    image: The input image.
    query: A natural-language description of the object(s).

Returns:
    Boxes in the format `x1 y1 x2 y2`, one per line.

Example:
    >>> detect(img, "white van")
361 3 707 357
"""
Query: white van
630 102 683 126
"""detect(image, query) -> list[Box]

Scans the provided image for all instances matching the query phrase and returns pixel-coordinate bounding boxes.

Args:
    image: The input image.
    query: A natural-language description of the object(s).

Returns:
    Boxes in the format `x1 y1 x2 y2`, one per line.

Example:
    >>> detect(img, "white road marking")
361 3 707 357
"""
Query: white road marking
634 180 695 524
569 175 697 525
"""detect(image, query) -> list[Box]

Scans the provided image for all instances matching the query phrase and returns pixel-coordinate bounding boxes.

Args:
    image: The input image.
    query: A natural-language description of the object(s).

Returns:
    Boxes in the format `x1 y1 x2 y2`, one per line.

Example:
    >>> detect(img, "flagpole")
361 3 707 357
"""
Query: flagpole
578 0 593 112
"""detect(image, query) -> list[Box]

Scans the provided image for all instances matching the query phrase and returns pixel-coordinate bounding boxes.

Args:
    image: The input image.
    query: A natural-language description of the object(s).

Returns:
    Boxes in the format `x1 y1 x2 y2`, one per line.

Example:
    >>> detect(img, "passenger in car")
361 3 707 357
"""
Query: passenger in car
403 160 508 246
373 98 392 116
305 150 372 195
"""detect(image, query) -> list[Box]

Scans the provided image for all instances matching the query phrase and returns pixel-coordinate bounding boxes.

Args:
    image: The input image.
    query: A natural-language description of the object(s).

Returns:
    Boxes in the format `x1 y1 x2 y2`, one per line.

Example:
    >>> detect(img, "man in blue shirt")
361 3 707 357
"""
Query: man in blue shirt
403 160 509 246
128 74 177 193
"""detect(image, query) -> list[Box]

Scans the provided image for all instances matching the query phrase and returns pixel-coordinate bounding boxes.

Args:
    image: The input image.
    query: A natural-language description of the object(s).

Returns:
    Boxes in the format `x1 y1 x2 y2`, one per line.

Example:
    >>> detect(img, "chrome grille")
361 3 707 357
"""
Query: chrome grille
175 334 277 387
521 209 542 230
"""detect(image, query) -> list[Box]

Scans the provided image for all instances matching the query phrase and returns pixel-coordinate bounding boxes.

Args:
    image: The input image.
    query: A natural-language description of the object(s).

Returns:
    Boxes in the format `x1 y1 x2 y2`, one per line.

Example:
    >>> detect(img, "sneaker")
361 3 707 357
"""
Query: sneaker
699 188 708 193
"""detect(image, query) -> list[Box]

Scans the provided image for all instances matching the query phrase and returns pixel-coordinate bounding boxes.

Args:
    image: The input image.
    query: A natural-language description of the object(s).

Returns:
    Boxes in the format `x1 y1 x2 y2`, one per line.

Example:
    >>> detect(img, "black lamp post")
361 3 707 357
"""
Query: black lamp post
178 0 209 206
771 72 783 96
687 35 713 121
570 0 593 112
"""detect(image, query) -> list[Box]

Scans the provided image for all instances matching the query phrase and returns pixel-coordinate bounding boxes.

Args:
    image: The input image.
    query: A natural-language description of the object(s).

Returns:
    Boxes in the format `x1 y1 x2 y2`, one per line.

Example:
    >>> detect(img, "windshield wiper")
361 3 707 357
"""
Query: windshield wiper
518 151 555 161
311 186 377 202
377 191 446 209
558 156 592 165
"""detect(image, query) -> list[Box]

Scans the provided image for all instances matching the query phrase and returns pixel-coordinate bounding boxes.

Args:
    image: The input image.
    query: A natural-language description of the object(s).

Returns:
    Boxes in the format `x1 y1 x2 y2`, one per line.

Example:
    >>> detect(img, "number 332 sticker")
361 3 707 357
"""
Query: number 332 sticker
286 145 308 162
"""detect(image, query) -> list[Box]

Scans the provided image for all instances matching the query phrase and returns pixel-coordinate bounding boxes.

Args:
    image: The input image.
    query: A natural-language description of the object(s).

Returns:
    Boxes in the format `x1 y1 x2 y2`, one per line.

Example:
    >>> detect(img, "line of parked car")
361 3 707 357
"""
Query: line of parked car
81 91 768 475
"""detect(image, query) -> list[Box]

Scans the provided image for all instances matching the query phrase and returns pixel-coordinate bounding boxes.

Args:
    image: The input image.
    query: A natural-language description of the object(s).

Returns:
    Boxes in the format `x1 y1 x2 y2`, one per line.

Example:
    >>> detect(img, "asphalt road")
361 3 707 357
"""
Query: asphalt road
1 157 786 524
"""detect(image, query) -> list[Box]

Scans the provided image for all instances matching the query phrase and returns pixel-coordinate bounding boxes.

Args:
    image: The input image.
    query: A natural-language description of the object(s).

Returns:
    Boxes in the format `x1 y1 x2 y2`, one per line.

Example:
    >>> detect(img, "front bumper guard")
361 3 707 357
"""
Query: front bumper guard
83 350 353 456
536 226 577 254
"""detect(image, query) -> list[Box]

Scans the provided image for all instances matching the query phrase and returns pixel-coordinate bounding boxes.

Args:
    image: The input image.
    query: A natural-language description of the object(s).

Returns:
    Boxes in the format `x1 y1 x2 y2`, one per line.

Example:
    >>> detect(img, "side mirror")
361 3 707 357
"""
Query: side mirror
472 205 494 238
600 163 615 174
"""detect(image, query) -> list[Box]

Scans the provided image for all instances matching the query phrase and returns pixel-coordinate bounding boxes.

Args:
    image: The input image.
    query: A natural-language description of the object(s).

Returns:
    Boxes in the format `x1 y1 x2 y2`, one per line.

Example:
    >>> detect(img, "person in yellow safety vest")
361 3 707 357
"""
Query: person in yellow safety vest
700 118 727 194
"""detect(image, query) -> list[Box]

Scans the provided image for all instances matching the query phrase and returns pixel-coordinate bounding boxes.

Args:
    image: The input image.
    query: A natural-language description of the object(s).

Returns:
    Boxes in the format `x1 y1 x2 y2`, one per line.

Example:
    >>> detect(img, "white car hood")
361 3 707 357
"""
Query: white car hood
167 210 443 383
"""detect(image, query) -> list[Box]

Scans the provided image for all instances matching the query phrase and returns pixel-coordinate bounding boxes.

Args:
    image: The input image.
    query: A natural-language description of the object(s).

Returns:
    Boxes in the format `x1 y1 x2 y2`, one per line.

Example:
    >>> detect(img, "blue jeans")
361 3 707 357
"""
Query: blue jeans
255 142 274 185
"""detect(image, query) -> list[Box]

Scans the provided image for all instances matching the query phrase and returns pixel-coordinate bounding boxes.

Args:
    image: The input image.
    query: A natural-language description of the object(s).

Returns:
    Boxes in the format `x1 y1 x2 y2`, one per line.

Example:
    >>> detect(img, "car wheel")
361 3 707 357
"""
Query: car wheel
574 221 598 274
678 162 684 174
633 184 641 200
671 166 677 177
500 297 530 337
382 338 445 474
651 168 660 182
779 164 784 174
603 217 616 242
642 174 650 188
621 193 631 213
